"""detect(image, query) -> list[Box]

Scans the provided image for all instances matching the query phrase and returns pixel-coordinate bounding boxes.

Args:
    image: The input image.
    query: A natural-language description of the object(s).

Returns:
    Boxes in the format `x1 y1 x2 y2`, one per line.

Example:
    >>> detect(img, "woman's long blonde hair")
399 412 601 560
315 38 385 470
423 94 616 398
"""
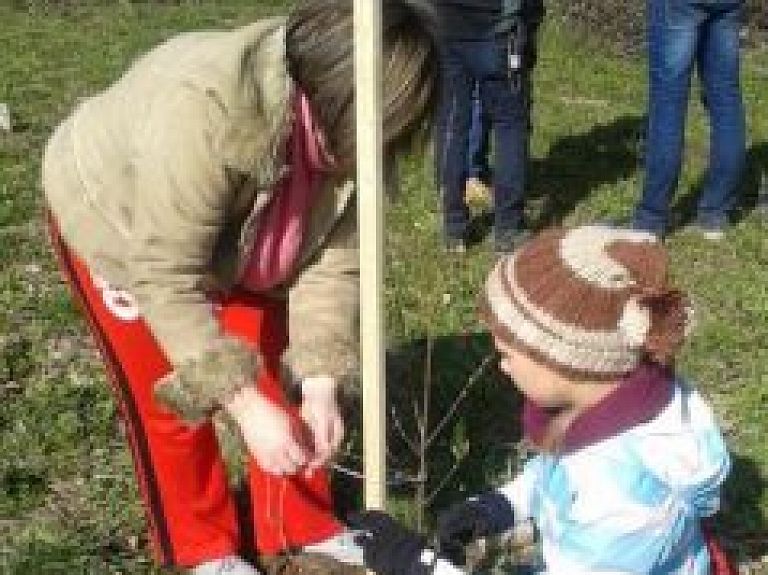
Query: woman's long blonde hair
286 0 439 164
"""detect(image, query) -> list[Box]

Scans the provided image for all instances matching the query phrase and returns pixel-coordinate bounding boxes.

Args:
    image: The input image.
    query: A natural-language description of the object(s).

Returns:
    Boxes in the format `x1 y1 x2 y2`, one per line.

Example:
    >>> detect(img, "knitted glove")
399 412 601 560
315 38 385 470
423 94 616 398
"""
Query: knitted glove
349 511 439 575
435 491 515 563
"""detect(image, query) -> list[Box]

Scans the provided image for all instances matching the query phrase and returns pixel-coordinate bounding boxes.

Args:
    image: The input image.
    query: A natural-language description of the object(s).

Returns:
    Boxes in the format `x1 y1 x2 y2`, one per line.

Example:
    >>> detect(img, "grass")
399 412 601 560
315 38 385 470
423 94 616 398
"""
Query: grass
1 1 767 573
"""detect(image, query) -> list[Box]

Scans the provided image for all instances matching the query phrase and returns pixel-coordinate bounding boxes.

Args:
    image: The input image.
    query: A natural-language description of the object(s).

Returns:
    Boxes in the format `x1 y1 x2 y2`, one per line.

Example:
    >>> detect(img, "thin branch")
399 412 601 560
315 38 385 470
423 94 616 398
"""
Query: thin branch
413 398 424 435
424 452 468 507
422 338 433 447
389 404 420 456
425 355 493 448
416 338 434 528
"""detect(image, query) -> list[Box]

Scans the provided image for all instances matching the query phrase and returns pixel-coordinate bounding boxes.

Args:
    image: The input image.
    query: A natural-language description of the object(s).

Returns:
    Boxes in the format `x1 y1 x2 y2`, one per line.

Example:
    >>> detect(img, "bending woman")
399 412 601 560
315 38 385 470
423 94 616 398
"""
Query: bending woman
42 0 437 573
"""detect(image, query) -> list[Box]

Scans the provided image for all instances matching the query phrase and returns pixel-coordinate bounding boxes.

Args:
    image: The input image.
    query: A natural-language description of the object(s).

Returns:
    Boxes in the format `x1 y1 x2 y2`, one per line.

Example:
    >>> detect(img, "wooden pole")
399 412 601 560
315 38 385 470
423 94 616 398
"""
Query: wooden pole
353 0 386 513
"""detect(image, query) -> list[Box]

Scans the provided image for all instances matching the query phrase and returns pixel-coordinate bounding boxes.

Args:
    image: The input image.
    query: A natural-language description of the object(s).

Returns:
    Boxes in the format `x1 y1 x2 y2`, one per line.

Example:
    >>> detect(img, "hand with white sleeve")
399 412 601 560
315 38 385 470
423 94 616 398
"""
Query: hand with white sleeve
299 376 345 471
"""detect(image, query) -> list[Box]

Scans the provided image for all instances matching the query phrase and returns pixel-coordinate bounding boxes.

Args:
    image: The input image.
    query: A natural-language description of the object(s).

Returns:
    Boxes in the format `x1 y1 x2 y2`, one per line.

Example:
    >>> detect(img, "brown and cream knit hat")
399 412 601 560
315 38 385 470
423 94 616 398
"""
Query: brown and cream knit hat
479 224 694 378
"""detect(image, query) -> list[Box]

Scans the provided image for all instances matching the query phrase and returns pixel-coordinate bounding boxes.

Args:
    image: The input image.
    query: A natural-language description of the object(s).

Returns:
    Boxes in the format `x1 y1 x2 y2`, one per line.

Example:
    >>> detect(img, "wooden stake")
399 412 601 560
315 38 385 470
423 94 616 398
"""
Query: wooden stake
353 0 386 513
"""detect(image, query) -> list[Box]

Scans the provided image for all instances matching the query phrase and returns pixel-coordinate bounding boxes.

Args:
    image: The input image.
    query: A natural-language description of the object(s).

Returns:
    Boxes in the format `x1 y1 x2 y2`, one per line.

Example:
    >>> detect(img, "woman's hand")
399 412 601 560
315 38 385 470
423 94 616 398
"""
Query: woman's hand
224 387 310 476
300 376 344 471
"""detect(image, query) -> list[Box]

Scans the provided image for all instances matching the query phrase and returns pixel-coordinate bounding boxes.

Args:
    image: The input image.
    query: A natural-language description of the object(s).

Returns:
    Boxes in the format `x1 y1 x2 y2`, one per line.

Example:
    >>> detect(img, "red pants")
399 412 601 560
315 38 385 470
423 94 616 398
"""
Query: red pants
47 217 342 567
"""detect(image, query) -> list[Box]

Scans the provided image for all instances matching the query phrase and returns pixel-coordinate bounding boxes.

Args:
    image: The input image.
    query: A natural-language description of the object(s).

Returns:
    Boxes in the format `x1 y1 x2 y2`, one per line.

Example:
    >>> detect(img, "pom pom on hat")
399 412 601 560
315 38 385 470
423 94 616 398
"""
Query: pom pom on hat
479 224 693 378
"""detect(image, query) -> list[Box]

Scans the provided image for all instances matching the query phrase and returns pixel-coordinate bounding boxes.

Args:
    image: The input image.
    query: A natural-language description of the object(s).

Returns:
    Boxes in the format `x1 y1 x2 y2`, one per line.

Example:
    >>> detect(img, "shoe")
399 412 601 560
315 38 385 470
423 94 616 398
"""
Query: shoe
756 185 768 219
684 221 726 242
301 529 365 566
493 227 531 255
259 551 365 574
464 177 491 207
603 218 664 242
190 555 262 574
757 173 768 217
444 235 467 255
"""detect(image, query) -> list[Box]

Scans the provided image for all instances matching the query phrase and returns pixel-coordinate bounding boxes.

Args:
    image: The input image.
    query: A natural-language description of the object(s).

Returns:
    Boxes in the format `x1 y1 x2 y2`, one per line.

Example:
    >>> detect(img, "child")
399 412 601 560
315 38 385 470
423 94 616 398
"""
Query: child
351 224 733 574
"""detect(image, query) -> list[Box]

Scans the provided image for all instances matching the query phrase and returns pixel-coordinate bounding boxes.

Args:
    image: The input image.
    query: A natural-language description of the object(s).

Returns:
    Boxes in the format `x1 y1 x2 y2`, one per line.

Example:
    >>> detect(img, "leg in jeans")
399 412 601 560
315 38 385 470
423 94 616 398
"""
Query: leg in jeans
696 3 746 226
470 39 528 235
633 0 700 235
467 81 491 182
434 41 474 240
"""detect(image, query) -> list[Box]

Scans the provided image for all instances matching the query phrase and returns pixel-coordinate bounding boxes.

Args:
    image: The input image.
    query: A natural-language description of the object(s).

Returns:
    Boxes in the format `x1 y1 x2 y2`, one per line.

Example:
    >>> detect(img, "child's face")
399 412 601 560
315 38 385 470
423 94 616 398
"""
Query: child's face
493 336 573 408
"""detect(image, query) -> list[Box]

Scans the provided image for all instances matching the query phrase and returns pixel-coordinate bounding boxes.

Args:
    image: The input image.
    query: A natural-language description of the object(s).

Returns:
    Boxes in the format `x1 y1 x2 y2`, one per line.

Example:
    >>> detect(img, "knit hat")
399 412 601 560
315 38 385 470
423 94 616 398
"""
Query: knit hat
479 224 694 379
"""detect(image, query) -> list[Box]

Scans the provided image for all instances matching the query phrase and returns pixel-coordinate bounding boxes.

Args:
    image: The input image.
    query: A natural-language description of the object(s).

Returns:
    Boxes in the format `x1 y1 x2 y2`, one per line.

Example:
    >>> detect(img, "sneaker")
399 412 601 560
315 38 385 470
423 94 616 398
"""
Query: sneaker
301 529 365 566
756 190 768 219
685 222 726 242
493 227 531 256
757 173 768 218
190 556 262 575
628 223 664 242
444 235 467 255
603 218 664 242
464 177 491 207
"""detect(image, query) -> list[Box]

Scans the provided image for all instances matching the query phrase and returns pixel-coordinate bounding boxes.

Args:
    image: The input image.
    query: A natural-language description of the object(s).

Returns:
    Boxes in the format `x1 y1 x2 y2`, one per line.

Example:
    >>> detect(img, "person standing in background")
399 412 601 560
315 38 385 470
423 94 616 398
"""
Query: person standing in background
630 0 746 241
432 0 544 255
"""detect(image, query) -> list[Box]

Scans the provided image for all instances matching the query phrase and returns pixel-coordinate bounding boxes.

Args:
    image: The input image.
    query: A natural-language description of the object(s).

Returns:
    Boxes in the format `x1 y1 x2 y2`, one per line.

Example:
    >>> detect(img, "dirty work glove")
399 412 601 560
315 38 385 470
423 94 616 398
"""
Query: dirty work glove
436 491 515 563
349 511 441 575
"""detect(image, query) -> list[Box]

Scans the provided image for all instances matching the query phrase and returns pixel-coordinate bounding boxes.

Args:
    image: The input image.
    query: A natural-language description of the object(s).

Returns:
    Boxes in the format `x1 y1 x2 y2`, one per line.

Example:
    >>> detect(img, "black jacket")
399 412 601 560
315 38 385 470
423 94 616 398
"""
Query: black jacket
432 0 545 41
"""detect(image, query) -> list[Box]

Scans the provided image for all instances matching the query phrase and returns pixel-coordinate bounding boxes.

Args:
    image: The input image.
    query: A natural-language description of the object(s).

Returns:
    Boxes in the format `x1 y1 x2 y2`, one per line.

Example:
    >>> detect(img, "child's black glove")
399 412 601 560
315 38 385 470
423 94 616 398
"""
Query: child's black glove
435 491 515 562
349 510 439 575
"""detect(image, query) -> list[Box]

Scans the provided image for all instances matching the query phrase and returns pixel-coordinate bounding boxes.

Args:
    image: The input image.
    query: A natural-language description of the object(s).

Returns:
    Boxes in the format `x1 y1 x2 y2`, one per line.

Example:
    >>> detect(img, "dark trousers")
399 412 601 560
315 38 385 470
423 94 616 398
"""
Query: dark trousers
434 37 529 239
467 82 491 181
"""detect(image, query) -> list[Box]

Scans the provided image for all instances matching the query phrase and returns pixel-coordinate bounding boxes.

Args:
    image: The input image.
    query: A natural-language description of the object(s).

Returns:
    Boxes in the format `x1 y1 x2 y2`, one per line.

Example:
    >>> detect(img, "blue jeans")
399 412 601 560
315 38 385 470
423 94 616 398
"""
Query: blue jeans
467 82 491 181
434 38 529 238
633 0 746 234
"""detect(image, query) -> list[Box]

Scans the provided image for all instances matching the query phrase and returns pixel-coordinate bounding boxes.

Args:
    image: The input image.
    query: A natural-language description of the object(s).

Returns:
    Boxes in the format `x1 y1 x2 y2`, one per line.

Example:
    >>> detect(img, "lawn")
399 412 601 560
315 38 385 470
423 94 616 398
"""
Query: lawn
1 1 766 573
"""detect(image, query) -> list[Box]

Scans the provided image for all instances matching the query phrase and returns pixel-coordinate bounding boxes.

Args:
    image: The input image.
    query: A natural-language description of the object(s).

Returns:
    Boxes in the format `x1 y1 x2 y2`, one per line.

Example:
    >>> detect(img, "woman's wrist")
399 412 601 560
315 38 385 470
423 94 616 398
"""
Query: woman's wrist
223 385 263 419
301 376 337 398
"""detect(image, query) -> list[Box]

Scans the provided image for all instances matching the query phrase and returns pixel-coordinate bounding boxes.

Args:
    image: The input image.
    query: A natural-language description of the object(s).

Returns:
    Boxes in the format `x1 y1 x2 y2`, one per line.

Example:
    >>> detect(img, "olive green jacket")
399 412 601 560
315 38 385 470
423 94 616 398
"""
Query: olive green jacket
42 18 359 421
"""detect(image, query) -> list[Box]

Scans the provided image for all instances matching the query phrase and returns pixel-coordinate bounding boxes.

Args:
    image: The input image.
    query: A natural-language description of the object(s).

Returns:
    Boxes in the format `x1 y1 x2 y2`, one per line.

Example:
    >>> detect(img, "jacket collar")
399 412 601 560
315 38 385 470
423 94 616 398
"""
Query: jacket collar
523 362 675 454
222 19 293 177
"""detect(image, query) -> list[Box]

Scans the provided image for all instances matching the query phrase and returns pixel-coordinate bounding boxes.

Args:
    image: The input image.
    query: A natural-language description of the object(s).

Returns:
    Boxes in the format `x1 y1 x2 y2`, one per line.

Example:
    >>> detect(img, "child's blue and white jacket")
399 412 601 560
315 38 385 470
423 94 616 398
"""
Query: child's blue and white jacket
431 369 730 574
